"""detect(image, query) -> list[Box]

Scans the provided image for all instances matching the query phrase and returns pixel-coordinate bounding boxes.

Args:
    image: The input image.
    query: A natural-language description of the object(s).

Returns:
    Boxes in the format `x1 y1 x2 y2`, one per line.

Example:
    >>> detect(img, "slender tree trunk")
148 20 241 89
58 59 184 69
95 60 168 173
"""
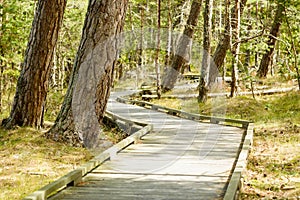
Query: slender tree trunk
210 0 247 84
165 0 173 67
198 0 213 103
161 0 203 92
127 3 139 89
137 3 144 83
230 0 241 97
245 21 251 69
257 1 284 78
254 0 260 69
53 48 58 90
47 0 128 148
155 0 162 98
218 0 223 37
58 56 64 90
2 0 66 129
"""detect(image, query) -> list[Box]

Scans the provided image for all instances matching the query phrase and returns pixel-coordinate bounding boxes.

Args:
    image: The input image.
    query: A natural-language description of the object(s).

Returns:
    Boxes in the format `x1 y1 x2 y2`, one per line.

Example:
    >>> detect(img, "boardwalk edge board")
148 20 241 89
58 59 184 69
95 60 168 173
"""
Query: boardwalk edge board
23 112 153 200
223 123 254 200
117 94 254 200
116 96 250 128
140 86 297 100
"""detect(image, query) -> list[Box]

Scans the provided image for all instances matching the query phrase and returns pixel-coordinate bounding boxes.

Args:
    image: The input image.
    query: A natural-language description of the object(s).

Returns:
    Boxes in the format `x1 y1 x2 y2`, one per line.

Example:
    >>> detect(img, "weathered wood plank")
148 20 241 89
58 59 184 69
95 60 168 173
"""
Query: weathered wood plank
51 174 225 200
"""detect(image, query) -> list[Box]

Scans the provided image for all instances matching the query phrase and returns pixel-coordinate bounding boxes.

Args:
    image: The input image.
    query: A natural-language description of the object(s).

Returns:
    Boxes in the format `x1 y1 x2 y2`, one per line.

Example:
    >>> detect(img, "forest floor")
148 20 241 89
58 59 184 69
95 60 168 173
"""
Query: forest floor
145 79 300 199
0 117 123 199
0 126 92 200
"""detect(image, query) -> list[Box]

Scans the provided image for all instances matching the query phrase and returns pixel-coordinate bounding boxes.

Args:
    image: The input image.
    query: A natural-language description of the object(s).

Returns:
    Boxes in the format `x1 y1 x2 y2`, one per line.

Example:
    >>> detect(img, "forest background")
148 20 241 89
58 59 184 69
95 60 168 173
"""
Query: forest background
0 0 299 199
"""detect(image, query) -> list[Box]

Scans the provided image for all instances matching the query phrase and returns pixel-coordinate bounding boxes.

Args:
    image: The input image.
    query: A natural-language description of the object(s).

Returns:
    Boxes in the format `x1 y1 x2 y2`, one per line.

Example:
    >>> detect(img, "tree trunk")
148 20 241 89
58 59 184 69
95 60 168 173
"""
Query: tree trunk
46 0 128 148
254 0 260 69
257 1 284 78
230 0 241 97
165 0 173 68
138 3 144 80
155 0 162 99
198 0 213 103
210 0 247 84
161 0 203 92
2 0 66 129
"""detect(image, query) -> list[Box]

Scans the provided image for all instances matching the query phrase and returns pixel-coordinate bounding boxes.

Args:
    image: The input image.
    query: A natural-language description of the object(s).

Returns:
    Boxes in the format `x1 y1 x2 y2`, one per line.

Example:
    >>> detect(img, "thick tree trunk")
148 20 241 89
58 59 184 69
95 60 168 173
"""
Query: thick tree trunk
46 0 128 148
2 0 66 129
210 0 247 84
198 0 213 103
161 0 203 92
257 1 284 78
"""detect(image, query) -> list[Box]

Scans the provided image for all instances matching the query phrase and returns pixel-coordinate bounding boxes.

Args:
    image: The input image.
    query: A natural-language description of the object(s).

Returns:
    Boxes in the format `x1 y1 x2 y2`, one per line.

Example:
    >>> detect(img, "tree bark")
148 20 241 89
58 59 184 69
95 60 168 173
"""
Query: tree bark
2 0 66 129
46 0 128 148
210 0 247 84
198 0 213 103
155 0 162 98
257 1 284 78
161 0 203 92
165 0 173 68
230 0 241 97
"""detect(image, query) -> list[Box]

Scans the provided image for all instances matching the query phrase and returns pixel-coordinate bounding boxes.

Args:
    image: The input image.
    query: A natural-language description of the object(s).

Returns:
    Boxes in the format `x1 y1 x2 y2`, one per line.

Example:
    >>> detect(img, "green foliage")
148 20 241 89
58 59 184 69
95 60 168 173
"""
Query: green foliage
44 89 66 122
236 0 300 81
50 0 88 88
56 1 87 63
0 0 35 66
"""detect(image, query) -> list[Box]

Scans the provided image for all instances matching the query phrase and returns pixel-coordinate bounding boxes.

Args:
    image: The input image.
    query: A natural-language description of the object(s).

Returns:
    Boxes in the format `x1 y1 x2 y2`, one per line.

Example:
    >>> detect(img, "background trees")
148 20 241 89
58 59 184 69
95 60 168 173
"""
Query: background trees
0 1 299 199
257 0 285 78
0 0 299 134
161 0 203 92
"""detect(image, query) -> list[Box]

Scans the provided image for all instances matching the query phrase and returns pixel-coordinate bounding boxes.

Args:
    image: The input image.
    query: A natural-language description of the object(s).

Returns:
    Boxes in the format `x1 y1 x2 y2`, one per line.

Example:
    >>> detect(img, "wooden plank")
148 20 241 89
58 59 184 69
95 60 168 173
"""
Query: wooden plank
223 123 253 200
51 173 225 200
24 170 82 200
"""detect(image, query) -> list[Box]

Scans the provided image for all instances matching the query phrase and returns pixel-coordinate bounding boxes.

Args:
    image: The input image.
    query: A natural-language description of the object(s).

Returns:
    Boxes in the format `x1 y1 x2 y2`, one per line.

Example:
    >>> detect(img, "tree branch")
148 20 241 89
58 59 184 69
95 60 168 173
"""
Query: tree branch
232 29 264 46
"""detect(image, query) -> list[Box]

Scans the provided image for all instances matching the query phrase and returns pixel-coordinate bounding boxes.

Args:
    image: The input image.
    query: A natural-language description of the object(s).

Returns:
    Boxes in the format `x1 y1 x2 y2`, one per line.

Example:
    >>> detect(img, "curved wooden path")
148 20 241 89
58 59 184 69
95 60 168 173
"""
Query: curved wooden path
25 91 253 200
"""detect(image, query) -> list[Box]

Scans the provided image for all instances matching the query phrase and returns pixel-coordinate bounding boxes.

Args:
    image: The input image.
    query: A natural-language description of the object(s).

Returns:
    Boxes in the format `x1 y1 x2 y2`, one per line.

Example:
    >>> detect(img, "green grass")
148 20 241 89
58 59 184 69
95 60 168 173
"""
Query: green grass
151 91 300 199
0 90 126 200
0 127 93 200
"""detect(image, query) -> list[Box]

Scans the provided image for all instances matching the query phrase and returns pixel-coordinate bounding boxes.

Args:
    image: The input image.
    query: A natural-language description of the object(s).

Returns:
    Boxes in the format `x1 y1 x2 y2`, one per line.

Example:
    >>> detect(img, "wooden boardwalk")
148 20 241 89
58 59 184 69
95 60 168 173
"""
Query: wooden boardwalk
46 91 247 200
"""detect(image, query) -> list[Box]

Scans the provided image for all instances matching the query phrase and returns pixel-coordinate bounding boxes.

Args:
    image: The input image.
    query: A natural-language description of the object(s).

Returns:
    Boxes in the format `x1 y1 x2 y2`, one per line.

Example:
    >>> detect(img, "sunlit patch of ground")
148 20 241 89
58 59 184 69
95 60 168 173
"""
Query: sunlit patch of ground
240 123 300 199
